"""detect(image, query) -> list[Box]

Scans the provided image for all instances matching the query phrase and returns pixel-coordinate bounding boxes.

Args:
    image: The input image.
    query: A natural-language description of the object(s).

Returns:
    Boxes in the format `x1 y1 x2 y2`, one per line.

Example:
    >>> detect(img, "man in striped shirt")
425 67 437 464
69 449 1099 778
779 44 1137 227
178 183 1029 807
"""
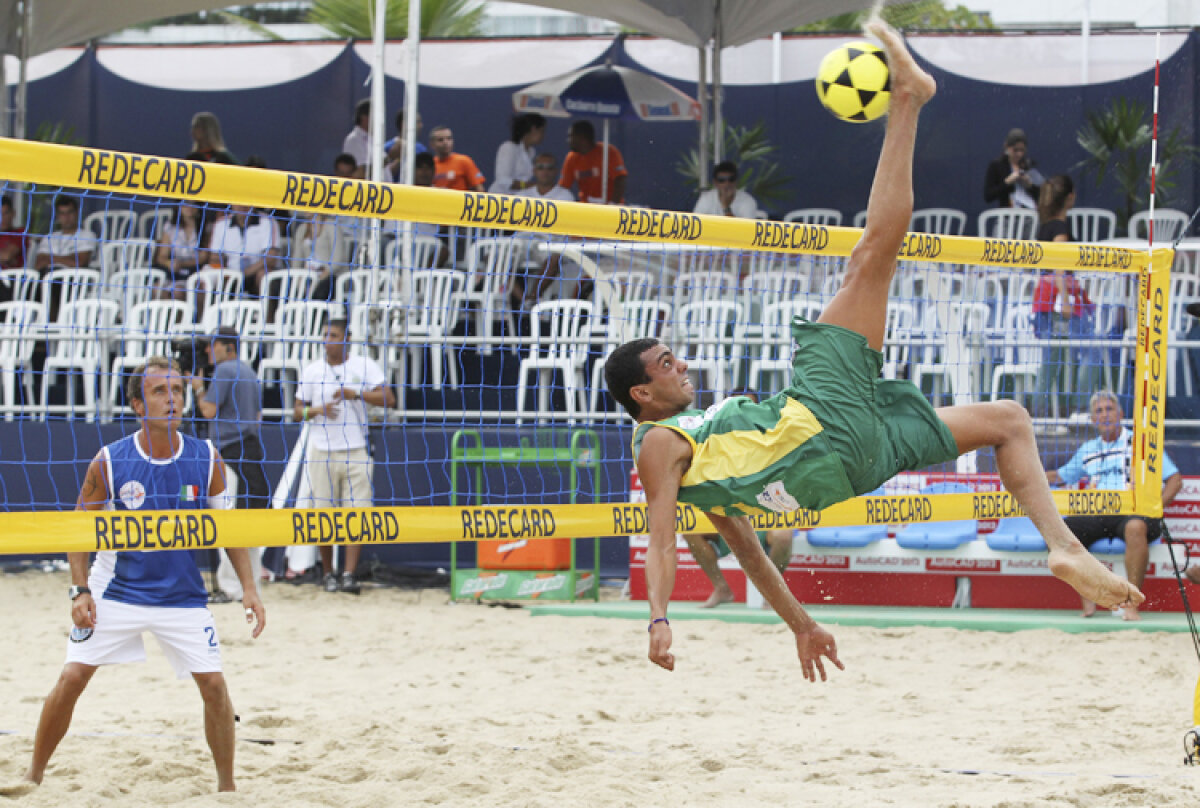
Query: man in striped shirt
1048 390 1182 619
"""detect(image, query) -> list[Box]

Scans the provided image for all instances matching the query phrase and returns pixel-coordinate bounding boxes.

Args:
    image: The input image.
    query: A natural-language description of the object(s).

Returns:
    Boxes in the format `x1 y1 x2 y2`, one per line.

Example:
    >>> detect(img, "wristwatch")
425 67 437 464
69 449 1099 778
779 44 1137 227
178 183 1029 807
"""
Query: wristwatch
69 585 91 601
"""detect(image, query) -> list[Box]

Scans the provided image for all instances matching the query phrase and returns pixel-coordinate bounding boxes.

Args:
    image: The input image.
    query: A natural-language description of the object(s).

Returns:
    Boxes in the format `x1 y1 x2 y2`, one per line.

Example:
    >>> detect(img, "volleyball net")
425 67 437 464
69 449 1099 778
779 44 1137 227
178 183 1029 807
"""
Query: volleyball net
0 137 1173 555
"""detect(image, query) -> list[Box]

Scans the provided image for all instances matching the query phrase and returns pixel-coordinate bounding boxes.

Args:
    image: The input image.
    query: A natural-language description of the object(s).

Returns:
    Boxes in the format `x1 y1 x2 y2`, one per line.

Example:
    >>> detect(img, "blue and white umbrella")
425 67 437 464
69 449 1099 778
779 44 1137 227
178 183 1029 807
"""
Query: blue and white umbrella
513 50 699 202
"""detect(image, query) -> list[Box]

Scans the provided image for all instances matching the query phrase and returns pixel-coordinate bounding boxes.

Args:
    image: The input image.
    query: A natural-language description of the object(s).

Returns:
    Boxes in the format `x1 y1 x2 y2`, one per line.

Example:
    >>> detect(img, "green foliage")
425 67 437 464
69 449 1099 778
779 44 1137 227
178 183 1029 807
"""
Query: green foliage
676 121 793 209
308 0 484 39
1075 97 1198 228
797 1 992 31
29 122 84 235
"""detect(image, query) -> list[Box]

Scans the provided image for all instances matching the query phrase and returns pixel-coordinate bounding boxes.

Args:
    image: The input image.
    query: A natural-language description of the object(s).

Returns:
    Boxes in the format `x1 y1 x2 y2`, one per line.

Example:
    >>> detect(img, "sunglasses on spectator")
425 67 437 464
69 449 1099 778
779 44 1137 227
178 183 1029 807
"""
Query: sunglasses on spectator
714 175 736 183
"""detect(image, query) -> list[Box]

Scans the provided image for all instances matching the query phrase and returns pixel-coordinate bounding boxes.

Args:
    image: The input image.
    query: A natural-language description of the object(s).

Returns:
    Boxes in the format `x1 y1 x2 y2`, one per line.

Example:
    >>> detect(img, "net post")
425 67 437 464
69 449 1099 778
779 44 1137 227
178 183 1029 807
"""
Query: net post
1132 247 1172 517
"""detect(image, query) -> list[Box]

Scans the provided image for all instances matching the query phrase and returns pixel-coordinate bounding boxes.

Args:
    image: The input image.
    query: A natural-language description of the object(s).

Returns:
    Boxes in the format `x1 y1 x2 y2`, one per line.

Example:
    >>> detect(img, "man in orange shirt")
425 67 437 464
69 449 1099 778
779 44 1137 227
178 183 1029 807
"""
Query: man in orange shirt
429 126 486 192
559 120 627 204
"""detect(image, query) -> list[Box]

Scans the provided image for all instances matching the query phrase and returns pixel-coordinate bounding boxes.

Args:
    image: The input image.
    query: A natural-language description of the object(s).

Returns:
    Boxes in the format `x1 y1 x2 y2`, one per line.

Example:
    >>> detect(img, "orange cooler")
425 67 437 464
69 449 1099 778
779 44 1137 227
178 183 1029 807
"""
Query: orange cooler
478 537 572 570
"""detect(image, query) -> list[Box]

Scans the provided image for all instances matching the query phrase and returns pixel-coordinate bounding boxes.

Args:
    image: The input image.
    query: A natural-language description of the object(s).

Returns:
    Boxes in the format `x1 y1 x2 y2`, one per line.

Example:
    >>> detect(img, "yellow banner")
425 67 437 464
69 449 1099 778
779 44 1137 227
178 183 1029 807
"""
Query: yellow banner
1132 251 1172 517
0 490 1137 555
0 137 1152 272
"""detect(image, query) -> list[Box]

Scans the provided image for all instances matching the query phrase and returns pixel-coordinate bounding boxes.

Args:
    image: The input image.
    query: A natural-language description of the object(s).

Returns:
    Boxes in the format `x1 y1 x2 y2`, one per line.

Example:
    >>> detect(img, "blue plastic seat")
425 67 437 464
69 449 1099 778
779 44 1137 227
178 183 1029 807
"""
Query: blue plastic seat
806 488 888 548
985 517 1046 552
1090 537 1125 554
895 482 977 550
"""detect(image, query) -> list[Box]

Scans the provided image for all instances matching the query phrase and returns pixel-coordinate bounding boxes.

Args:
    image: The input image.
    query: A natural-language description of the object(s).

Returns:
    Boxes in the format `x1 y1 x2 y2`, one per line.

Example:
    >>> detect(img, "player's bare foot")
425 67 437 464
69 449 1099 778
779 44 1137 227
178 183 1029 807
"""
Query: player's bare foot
864 16 936 107
0 779 37 796
1121 605 1142 622
1048 545 1144 610
700 588 734 608
1080 598 1097 618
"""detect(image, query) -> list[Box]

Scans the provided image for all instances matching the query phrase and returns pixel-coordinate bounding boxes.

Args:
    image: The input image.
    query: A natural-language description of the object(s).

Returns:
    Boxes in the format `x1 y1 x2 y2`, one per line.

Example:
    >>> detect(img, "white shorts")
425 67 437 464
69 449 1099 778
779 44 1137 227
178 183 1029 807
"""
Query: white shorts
65 597 223 679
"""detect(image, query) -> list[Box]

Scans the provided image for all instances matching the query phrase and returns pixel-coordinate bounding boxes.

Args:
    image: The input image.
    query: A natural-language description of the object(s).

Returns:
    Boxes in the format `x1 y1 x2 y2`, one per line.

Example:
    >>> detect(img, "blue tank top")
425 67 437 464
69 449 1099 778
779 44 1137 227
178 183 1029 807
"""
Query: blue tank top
91 432 214 608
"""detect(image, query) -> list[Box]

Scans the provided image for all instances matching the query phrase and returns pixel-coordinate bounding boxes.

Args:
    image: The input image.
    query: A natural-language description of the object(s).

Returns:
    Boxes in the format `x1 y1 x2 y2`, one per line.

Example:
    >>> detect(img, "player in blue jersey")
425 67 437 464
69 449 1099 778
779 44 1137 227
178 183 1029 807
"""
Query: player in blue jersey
23 357 265 792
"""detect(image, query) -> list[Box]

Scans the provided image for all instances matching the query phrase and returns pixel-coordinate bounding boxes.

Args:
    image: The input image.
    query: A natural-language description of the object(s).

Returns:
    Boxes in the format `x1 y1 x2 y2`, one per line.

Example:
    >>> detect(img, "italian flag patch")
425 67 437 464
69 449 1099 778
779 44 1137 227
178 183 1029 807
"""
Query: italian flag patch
181 485 200 502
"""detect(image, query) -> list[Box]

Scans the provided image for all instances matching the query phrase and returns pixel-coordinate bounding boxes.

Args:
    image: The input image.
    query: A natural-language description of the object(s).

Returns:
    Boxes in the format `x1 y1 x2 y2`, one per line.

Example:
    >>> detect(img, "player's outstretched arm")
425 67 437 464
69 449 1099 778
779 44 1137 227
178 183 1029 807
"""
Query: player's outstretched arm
638 427 693 671
709 513 844 682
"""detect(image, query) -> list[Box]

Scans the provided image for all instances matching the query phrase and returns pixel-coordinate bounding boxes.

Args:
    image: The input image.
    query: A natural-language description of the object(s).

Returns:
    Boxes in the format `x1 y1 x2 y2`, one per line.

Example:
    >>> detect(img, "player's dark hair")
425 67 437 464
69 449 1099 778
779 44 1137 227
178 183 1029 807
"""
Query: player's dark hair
604 338 659 419
212 325 239 352
414 152 435 171
354 98 371 126
712 160 738 180
569 120 595 142
1037 174 1074 223
328 318 350 338
334 152 357 172
511 113 547 143
53 194 79 212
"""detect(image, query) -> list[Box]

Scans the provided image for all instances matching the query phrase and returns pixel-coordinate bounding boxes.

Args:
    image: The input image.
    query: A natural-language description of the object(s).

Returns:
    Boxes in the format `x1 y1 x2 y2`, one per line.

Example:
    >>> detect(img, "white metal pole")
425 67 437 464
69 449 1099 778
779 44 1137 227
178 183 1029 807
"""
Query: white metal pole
365 0 387 310
601 118 610 203
400 0 422 287
712 0 724 162
1081 0 1091 86
697 45 708 190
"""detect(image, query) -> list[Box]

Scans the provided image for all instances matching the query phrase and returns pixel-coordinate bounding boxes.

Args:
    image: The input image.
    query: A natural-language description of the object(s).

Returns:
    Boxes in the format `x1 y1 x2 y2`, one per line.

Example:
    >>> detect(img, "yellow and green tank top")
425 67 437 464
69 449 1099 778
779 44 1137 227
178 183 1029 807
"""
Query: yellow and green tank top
632 394 855 518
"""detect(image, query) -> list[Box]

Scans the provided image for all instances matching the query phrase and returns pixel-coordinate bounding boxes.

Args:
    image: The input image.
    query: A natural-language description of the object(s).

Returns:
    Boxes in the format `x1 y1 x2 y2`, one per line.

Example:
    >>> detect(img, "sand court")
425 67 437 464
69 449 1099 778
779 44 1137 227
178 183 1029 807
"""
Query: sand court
3 569 1200 807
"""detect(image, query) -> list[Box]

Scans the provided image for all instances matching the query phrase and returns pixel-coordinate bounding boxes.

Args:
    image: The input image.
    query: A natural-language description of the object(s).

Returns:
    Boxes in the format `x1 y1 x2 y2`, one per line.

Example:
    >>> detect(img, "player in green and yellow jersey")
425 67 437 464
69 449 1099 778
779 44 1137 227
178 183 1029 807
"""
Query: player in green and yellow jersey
605 18 1142 680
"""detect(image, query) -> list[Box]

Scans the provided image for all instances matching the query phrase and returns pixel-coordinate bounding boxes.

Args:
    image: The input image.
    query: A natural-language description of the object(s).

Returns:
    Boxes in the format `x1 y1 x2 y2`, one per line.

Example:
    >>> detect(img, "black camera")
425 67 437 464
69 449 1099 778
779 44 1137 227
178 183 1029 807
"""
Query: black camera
172 334 212 378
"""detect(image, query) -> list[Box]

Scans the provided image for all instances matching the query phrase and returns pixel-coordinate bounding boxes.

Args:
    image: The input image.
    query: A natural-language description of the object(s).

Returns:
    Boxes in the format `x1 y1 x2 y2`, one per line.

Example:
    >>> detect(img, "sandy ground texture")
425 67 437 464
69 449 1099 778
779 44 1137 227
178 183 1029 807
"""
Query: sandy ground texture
3 569 1200 807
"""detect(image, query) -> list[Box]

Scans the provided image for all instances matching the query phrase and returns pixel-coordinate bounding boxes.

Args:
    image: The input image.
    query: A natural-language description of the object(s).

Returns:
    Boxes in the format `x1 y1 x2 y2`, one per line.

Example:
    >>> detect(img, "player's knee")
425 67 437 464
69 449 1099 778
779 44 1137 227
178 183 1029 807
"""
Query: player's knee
993 399 1032 434
57 664 94 694
1123 521 1149 546
193 672 230 704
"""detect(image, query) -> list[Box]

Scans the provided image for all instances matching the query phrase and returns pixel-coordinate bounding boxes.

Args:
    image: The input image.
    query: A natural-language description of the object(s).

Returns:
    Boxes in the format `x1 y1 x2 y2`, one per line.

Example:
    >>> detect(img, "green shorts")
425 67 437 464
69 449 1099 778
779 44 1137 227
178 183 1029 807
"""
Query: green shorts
781 319 959 496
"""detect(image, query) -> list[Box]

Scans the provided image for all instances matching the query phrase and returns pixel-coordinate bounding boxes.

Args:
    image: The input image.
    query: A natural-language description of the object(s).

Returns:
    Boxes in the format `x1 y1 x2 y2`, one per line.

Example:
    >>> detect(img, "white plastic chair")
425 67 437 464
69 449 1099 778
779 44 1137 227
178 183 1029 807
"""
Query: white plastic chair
674 300 743 403
138 208 174 242
852 210 868 229
384 234 442 270
83 209 137 245
335 267 400 311
201 300 266 363
912 301 990 406
672 262 739 314
110 300 193 412
455 237 519 356
41 268 102 326
260 301 337 417
0 269 41 309
784 208 843 227
1128 208 1189 242
977 209 1037 240
910 208 967 236
516 300 593 425
386 268 467 392
101 267 168 316
746 299 823 393
589 299 672 416
880 301 917 380
258 268 319 355
1066 207 1117 243
186 267 244 322
990 308 1040 405
0 302 44 419
40 299 120 421
98 238 155 282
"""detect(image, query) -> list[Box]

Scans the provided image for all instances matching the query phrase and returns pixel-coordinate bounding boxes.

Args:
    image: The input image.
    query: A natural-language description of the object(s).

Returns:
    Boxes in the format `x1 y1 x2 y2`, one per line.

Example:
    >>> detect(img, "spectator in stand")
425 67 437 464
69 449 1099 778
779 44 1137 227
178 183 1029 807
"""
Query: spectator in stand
1031 175 1098 419
187 112 237 164
384 110 427 180
34 195 97 273
413 151 436 188
984 128 1043 209
1046 391 1181 620
208 205 281 296
343 99 371 180
296 153 361 301
489 113 547 194
294 320 396 594
153 202 211 298
0 194 27 270
560 120 626 205
693 161 758 218
430 126 486 192
517 153 574 203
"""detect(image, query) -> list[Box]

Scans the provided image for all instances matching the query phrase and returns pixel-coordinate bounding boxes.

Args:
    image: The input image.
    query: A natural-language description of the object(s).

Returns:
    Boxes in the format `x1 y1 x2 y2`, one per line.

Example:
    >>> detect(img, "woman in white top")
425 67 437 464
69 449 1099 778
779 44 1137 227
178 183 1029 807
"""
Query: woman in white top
208 205 281 295
488 113 546 194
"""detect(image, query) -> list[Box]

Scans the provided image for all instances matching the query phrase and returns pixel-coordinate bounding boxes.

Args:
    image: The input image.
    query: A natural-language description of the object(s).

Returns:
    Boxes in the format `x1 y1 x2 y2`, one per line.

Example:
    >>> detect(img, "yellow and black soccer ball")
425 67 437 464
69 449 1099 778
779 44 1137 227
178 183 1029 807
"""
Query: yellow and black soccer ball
815 41 890 123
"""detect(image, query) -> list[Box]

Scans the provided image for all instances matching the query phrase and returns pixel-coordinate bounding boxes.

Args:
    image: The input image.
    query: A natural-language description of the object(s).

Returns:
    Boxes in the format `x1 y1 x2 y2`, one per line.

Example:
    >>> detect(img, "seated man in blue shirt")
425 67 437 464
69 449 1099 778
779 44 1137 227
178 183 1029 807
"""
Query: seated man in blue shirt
1047 390 1182 619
